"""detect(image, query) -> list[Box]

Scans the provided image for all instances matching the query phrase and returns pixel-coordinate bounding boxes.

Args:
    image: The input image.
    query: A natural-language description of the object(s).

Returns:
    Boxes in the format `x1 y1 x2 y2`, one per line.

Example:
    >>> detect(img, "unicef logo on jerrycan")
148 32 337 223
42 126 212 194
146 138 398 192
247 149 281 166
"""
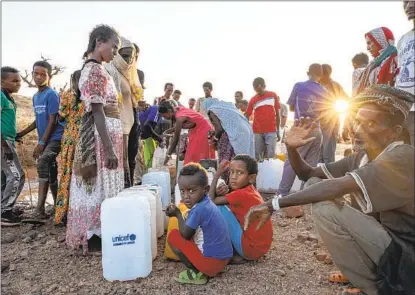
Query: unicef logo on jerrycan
112 234 137 246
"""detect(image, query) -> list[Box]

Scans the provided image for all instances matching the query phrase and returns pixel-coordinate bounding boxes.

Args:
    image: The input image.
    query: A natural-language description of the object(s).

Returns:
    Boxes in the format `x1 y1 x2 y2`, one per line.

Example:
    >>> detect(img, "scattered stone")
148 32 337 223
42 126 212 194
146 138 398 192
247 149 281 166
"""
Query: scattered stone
24 272 36 280
37 233 46 239
57 235 66 243
305 268 314 274
308 234 319 243
20 249 29 258
46 239 57 246
312 244 320 250
315 251 328 261
306 225 313 231
155 265 165 271
9 264 16 271
46 284 58 293
277 221 289 227
275 269 286 277
2 233 16 244
27 224 35 231
1 261 10 273
31 286 42 294
23 237 32 243
324 256 333 265
284 206 304 218
26 230 37 239
297 233 309 243
304 240 311 245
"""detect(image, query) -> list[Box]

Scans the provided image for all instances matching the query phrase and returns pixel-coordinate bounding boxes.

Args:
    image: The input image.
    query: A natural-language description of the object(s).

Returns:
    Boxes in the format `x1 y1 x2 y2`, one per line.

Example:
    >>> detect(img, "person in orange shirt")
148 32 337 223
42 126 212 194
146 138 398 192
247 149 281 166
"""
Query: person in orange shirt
209 155 273 263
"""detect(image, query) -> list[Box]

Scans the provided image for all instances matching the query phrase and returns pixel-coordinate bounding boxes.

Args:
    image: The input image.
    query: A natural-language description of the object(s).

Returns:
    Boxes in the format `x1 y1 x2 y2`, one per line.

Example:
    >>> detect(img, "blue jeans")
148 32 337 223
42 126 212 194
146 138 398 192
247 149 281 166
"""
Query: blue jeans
217 205 246 258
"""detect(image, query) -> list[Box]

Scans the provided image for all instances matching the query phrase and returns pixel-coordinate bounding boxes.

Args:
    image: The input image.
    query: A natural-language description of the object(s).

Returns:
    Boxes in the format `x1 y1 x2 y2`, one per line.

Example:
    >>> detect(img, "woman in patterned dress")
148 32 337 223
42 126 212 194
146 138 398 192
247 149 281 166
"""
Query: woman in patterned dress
204 99 255 184
65 25 123 252
54 70 84 225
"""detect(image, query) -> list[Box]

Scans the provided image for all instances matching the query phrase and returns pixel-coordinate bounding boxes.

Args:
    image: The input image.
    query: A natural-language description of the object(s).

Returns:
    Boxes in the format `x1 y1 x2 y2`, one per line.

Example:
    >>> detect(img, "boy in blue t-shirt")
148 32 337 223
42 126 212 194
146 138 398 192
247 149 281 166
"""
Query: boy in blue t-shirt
18 61 64 222
166 163 233 285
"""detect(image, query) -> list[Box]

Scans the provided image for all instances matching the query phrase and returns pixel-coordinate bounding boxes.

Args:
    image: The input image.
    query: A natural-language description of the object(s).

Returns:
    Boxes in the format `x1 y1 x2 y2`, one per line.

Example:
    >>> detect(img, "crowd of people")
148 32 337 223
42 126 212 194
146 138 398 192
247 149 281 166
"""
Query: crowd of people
1 1 414 294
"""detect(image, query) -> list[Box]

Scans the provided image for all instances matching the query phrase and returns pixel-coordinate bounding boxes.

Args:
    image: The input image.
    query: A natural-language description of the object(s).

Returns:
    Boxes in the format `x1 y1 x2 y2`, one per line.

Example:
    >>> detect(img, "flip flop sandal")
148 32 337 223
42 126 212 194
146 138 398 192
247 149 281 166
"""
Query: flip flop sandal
174 269 208 285
342 288 365 295
329 271 350 284
1 221 20 227
21 212 47 225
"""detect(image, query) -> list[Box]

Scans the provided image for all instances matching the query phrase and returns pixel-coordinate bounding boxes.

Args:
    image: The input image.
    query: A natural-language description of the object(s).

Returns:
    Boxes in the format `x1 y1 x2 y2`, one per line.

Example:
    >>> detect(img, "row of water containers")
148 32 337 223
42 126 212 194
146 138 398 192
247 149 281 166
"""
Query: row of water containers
101 170 171 281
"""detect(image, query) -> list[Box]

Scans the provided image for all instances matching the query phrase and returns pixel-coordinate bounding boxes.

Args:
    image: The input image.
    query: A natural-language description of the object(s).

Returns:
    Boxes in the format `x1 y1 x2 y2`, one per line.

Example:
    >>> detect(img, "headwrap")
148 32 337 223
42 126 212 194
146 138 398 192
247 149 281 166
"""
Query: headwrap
352 84 414 119
203 99 255 157
355 27 398 95
104 37 143 107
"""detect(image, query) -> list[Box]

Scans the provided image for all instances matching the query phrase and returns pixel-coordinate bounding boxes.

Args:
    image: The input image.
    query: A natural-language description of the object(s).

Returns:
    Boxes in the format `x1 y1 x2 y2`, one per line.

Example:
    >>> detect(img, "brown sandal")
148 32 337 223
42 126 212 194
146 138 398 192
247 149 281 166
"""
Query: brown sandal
342 288 365 295
329 271 350 284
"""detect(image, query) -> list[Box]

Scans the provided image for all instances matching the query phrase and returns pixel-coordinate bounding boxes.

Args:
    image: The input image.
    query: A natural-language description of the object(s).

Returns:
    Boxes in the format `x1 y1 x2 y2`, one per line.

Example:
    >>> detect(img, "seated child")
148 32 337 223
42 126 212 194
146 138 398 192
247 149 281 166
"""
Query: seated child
165 163 233 285
209 155 273 262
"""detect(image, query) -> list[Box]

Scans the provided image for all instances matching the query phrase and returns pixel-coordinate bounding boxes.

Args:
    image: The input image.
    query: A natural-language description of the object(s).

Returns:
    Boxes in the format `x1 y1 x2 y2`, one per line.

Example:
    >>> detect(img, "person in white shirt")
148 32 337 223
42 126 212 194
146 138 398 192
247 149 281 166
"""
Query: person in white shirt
396 0 415 147
351 53 369 97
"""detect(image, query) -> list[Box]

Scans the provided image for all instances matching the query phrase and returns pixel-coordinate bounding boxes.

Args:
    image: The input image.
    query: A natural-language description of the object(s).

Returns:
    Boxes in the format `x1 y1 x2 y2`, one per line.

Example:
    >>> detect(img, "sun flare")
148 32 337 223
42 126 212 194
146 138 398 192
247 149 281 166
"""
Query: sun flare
334 99 349 114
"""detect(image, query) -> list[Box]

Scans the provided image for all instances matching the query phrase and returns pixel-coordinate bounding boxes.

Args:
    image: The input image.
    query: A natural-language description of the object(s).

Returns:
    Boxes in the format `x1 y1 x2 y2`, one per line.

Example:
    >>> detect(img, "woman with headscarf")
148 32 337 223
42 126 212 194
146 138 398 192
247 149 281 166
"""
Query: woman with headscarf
54 70 84 225
204 99 255 184
104 36 143 188
66 25 123 252
355 27 398 95
158 100 215 165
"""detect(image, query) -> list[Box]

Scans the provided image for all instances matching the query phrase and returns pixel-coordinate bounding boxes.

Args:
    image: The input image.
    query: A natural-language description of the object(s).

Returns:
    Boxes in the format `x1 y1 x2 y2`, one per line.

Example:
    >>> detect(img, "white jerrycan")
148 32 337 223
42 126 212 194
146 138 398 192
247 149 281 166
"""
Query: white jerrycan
125 187 158 260
142 171 171 209
101 193 151 281
141 185 164 238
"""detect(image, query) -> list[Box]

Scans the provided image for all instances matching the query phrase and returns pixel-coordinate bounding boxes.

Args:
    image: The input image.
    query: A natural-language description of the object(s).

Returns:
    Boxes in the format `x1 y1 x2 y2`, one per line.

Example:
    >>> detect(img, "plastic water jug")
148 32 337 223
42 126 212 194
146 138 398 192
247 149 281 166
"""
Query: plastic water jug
177 161 184 181
142 171 171 209
125 187 158 260
143 185 164 238
256 159 285 193
164 202 189 260
174 184 181 206
101 194 151 281
152 147 166 169
128 184 163 238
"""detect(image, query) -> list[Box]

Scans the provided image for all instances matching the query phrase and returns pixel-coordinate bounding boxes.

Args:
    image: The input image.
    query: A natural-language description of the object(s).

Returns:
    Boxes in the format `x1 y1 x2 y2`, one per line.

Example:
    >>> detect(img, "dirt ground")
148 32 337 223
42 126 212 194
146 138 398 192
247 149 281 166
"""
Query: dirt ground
3 97 351 294
1 203 351 295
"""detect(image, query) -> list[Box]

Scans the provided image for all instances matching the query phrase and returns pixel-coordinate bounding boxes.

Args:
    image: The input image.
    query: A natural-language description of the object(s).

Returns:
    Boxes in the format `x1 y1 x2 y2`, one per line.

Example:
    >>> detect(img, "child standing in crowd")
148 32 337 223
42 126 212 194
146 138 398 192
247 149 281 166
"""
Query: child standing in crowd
165 163 232 285
1 67 25 224
351 53 369 97
18 61 64 222
209 155 273 263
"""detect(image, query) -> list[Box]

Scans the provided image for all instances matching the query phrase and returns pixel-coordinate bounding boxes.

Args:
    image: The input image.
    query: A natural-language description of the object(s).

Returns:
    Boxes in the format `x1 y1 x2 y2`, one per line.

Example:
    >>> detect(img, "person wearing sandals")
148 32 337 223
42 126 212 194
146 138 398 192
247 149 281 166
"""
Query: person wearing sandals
245 85 414 295
210 156 273 264
165 163 232 284
65 25 123 253
18 61 64 223
1 67 25 224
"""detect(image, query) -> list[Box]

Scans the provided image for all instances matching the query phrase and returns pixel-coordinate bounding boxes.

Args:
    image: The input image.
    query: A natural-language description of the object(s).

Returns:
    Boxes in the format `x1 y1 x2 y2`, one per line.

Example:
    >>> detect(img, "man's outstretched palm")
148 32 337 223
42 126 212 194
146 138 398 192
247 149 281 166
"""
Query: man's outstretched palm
284 117 317 149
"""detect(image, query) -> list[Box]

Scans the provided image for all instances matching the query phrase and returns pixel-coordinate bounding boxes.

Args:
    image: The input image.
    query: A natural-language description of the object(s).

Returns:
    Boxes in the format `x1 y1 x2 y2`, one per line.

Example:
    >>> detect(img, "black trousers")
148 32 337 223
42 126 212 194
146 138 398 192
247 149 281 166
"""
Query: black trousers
128 108 140 185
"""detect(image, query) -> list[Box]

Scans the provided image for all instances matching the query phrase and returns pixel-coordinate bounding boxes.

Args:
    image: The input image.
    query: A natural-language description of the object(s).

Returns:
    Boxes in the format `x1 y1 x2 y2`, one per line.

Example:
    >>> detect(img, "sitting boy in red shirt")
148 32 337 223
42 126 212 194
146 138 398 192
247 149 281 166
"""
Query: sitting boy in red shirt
209 155 273 263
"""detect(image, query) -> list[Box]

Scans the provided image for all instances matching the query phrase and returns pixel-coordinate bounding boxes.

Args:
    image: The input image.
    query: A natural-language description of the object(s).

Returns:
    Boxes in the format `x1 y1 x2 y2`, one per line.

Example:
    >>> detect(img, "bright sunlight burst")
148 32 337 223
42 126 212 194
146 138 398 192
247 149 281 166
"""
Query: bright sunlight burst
334 99 349 114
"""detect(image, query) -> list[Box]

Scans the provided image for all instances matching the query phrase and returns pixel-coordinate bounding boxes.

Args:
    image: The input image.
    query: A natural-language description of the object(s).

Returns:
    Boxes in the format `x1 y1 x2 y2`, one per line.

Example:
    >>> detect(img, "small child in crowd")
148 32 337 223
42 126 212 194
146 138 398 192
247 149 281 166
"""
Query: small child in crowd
165 163 233 285
351 52 369 97
209 155 273 263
